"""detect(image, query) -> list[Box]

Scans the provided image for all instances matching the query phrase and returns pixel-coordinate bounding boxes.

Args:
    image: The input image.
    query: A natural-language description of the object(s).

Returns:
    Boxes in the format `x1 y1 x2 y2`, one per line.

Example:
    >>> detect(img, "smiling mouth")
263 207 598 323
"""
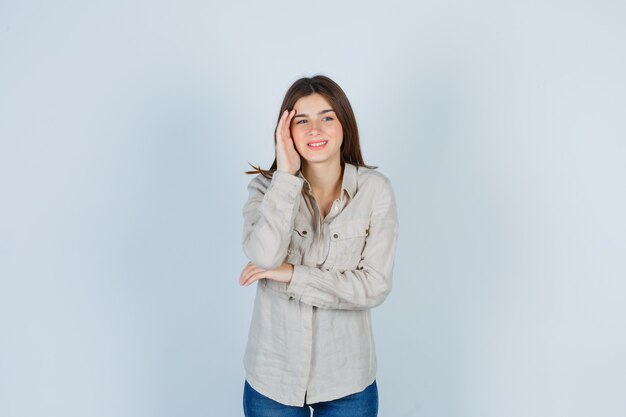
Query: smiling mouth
307 140 328 147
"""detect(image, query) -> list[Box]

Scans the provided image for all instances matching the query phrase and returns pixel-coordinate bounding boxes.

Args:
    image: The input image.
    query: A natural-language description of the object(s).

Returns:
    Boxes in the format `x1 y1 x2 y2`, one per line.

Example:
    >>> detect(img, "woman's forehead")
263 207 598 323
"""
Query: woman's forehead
294 94 334 115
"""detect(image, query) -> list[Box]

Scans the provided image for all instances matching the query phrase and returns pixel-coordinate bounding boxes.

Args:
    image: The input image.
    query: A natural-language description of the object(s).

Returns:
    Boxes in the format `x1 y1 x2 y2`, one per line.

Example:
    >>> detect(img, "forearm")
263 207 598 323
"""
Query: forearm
286 264 393 310
286 226 398 311
242 171 304 269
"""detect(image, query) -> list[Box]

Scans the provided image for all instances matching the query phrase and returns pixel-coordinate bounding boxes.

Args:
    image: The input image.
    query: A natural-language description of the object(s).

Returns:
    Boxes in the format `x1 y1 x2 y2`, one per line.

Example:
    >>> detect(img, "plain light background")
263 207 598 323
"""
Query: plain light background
1 1 625 416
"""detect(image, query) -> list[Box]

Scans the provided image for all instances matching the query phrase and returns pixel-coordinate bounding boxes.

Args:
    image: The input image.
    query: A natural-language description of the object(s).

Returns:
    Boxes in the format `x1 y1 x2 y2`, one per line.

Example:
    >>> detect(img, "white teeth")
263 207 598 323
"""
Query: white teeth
308 141 328 147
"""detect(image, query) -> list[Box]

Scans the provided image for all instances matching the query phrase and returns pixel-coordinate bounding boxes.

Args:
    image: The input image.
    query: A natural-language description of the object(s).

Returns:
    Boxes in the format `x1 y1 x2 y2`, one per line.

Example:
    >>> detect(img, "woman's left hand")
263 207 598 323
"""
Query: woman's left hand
239 261 294 286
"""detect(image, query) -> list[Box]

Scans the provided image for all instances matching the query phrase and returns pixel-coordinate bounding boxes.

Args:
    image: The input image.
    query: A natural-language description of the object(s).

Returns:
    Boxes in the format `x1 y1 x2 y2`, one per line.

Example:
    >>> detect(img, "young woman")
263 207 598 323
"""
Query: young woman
239 75 399 417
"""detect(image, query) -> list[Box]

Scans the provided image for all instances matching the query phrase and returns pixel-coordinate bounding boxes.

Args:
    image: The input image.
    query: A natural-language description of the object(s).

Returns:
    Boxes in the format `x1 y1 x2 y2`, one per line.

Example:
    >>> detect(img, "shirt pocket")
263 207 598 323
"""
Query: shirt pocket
286 221 310 265
326 219 369 270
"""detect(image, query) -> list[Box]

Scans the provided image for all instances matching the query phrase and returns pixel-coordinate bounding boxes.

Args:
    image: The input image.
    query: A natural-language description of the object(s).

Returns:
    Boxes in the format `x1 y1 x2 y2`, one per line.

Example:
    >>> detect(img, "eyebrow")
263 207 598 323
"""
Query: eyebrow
293 109 335 118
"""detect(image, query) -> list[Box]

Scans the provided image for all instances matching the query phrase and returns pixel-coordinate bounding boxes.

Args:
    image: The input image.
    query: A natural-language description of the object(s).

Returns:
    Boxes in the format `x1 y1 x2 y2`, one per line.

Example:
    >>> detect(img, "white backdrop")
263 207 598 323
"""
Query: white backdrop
1 1 625 416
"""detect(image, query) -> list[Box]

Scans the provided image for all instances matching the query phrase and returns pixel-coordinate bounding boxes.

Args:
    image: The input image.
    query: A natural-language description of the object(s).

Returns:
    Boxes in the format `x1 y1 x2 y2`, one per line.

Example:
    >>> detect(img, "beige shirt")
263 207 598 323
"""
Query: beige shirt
241 162 399 406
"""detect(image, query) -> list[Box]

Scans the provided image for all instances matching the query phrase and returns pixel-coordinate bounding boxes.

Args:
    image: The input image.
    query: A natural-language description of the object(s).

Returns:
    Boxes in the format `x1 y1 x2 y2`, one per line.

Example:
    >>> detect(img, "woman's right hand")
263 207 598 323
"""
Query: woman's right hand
275 109 301 175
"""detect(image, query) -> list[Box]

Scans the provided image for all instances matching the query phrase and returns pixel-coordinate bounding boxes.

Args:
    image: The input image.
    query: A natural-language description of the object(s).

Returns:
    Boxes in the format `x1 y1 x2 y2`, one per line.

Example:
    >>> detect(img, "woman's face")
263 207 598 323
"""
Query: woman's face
290 93 343 165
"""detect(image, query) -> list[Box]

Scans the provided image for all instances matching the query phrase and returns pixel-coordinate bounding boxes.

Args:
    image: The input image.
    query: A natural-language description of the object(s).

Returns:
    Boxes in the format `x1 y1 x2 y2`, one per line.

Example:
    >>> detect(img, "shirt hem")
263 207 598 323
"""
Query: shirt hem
305 372 377 405
244 372 307 407
244 370 377 408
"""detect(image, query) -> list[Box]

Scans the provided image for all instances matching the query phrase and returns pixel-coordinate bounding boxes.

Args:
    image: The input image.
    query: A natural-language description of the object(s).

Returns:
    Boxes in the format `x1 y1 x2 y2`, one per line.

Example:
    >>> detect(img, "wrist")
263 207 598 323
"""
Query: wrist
276 168 297 176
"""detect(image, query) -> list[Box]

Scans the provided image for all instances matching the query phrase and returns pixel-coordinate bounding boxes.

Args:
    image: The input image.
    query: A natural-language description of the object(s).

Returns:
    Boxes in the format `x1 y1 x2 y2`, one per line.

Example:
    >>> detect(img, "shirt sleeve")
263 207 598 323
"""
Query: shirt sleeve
286 178 399 310
242 170 304 270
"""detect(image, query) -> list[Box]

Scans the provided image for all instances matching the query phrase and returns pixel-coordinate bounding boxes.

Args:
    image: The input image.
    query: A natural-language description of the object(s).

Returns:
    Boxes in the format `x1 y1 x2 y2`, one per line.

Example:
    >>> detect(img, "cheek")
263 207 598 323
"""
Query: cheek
328 121 342 134
330 125 343 142
292 132 310 153
291 128 306 146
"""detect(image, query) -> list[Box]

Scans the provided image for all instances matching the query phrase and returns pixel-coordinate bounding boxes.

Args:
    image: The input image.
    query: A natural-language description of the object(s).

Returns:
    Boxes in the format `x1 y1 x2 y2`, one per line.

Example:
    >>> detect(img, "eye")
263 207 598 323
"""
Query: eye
323 117 334 121
296 119 307 124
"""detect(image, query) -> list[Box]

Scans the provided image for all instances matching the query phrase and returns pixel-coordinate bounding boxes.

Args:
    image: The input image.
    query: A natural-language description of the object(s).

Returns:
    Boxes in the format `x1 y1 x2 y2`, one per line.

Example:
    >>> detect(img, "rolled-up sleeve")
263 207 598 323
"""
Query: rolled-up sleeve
242 170 304 270
286 178 399 310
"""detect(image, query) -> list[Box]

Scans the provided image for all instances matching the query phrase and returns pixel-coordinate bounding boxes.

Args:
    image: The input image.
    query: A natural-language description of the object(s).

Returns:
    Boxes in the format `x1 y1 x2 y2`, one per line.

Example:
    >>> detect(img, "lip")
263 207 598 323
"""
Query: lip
307 140 328 150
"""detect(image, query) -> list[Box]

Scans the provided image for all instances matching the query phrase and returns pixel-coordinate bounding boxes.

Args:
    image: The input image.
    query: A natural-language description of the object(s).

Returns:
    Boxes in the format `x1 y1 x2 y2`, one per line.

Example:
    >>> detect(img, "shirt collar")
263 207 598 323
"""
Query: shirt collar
297 162 357 200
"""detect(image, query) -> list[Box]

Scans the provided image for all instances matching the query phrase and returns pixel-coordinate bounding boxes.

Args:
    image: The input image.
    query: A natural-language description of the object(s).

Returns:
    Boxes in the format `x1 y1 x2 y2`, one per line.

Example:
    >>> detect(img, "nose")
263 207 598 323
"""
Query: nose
308 120 322 135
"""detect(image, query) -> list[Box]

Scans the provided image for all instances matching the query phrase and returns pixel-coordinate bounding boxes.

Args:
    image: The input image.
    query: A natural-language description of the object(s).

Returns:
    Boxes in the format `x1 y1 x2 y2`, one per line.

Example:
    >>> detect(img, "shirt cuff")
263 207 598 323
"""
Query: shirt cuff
286 264 309 299
266 170 304 204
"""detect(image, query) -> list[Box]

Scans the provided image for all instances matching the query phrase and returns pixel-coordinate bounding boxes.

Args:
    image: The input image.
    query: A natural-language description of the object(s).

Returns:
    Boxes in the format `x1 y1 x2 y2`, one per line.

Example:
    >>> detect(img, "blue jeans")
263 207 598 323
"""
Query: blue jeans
242 379 378 417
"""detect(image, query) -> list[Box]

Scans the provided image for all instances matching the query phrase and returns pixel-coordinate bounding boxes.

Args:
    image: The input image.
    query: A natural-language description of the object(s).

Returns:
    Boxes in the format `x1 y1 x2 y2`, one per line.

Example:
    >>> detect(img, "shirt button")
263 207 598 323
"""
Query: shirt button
333 233 339 239
302 230 307 235
289 296 294 300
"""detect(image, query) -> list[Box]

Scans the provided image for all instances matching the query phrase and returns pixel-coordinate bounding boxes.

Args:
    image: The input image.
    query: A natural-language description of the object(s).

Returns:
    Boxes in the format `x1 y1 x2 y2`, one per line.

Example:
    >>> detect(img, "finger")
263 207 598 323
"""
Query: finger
244 261 254 271
239 261 253 280
239 261 253 275
276 110 288 142
240 265 254 284
244 267 268 286
283 110 296 142
243 270 264 286
239 262 255 284
241 266 264 285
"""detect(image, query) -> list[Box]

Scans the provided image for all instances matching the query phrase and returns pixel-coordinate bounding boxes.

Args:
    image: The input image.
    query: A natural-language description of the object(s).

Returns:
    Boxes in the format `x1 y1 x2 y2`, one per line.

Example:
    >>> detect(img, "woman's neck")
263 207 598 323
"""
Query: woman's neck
301 160 344 198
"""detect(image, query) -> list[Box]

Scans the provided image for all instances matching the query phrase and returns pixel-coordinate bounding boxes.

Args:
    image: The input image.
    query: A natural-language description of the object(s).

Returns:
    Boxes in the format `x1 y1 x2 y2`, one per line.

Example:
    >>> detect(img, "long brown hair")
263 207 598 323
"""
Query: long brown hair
245 74 377 178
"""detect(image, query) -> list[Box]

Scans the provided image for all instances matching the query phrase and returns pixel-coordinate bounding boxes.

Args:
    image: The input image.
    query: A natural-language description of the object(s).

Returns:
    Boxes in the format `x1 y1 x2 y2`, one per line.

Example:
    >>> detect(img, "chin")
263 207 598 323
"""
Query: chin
303 154 340 164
